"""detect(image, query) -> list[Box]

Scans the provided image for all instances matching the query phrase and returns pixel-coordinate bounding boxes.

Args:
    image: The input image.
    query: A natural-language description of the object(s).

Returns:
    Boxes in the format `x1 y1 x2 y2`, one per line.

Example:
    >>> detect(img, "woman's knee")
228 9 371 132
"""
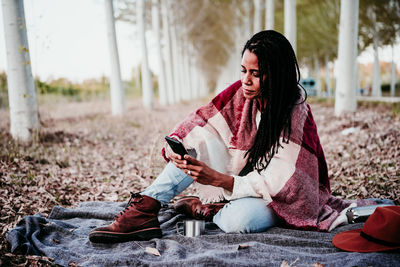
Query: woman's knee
213 198 278 233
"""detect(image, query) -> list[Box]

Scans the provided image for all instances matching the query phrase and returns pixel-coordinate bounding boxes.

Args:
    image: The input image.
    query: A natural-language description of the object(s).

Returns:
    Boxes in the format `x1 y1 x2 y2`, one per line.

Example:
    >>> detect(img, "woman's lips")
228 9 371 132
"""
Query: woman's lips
243 88 254 94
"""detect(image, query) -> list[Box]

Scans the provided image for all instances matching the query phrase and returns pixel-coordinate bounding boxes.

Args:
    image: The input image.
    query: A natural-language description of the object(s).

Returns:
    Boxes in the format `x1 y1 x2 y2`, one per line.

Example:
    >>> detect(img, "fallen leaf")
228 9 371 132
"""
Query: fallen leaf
312 263 325 267
281 258 299 267
41 222 52 227
237 244 249 250
145 246 161 256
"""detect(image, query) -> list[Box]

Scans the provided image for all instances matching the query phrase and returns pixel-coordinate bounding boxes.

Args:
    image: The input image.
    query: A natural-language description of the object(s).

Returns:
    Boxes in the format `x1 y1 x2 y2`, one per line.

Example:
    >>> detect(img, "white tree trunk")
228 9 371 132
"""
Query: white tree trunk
183 49 192 100
217 13 243 94
161 0 175 104
265 0 275 30
151 0 167 105
335 0 359 115
2 0 40 141
137 0 154 108
356 62 362 96
170 13 181 102
178 37 186 101
284 0 296 54
186 46 193 100
190 65 198 99
243 0 252 39
390 44 396 97
188 43 199 99
191 63 200 99
199 74 207 97
253 0 262 33
372 33 381 97
314 56 321 97
324 55 331 98
105 0 125 115
234 17 243 81
181 39 191 100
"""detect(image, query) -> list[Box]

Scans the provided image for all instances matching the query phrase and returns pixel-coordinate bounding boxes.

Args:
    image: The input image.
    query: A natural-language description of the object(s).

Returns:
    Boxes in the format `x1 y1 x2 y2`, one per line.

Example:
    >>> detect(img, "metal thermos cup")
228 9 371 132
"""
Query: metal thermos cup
346 204 392 223
176 220 205 237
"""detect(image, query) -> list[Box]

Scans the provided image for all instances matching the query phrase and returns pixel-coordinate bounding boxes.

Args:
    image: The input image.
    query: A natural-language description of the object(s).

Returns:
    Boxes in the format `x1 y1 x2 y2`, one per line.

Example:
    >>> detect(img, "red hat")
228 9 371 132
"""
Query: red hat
332 206 400 252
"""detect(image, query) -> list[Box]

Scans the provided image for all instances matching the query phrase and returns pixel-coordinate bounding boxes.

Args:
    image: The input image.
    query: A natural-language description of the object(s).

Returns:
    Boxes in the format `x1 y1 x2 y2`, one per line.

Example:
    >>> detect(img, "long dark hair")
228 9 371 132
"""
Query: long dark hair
243 30 304 173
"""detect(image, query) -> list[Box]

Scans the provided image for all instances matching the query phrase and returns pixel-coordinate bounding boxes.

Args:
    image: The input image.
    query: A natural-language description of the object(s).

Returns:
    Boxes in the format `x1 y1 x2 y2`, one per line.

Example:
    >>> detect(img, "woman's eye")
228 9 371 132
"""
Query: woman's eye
253 72 260 77
240 69 246 73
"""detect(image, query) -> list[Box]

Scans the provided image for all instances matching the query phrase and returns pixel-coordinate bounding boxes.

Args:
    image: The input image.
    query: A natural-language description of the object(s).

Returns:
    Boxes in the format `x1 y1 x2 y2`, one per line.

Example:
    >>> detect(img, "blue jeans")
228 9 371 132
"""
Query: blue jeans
142 162 279 233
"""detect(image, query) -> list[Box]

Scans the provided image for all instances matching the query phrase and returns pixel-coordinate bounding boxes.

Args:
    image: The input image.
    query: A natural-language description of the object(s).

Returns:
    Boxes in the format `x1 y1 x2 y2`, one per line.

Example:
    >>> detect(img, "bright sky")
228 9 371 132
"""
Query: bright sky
0 0 160 82
0 0 398 83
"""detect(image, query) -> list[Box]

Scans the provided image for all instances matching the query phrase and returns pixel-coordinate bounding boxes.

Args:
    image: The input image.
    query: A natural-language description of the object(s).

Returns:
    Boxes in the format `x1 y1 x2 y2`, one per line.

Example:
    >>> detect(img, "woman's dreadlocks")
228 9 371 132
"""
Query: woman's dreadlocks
242 30 305 173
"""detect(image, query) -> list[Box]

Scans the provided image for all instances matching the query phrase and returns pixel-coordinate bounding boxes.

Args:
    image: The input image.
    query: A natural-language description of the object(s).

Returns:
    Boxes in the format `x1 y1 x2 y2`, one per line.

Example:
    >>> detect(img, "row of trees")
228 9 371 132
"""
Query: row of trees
111 0 399 111
117 0 399 100
1 0 400 141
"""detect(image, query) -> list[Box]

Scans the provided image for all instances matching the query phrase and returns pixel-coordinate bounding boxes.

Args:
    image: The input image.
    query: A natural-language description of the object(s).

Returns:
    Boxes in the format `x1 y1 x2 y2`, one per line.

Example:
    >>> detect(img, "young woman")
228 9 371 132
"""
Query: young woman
89 30 377 243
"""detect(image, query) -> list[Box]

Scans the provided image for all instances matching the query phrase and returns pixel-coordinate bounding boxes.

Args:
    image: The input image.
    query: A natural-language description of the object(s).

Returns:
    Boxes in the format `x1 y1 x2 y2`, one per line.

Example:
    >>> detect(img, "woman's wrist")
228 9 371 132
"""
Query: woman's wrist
215 173 234 192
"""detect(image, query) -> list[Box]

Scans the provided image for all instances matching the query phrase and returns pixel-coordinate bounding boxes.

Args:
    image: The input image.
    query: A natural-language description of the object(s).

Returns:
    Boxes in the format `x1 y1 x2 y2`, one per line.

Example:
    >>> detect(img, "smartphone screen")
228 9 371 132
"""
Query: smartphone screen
165 136 188 157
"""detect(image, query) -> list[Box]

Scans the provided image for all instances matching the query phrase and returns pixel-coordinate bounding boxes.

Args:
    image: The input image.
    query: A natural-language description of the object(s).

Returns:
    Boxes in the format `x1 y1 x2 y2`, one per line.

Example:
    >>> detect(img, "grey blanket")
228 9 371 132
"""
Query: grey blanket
6 201 400 267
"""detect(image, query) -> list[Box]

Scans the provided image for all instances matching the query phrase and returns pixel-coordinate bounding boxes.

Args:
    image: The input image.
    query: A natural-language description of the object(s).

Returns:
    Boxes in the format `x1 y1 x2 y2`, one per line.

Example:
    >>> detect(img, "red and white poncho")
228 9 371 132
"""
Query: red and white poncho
163 80 373 231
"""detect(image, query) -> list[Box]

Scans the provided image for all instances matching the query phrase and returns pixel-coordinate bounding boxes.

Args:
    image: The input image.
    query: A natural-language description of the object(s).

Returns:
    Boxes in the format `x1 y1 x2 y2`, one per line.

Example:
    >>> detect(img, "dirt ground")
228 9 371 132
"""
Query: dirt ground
0 98 399 265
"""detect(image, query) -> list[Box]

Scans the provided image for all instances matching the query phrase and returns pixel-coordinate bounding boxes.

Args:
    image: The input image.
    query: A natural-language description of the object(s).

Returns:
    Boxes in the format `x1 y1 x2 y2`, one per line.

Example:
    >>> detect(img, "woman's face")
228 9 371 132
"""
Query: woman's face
241 50 261 100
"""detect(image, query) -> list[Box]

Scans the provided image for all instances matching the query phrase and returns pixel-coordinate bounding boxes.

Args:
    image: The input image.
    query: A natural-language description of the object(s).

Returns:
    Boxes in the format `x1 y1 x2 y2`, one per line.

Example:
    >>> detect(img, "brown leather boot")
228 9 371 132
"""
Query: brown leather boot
89 193 162 243
173 196 226 222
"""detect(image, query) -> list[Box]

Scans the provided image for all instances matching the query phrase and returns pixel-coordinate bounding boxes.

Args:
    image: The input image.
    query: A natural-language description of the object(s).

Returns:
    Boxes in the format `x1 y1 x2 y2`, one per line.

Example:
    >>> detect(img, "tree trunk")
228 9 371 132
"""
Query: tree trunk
151 0 167 105
183 48 192 100
324 55 331 98
181 39 191 100
161 0 175 104
199 74 207 97
314 56 321 97
390 44 396 97
284 0 296 54
243 0 252 39
188 43 199 99
371 37 381 97
137 0 154 108
192 63 200 98
217 13 242 94
369 7 381 97
356 62 362 96
171 26 181 102
234 14 243 81
169 1 181 102
2 0 40 141
265 0 275 30
105 0 125 115
335 0 359 115
178 36 186 101
253 0 262 33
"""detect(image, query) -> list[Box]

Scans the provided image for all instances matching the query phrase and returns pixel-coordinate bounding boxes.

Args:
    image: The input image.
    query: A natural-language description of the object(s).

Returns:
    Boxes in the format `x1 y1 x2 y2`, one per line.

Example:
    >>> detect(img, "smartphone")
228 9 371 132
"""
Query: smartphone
165 136 188 157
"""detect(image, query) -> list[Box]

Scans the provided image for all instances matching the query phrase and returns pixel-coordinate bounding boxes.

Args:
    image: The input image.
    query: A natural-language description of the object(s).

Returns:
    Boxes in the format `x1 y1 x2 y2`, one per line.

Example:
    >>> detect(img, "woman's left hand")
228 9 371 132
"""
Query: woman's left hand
175 155 234 192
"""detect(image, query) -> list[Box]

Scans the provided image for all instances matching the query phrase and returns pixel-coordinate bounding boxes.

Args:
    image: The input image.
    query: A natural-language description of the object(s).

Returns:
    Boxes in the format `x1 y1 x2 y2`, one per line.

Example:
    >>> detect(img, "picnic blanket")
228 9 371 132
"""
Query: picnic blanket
7 201 400 267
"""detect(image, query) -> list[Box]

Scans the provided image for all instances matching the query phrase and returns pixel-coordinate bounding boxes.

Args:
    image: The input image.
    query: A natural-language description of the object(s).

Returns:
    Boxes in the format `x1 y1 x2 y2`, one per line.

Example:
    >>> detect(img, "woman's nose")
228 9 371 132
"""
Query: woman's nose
242 72 251 84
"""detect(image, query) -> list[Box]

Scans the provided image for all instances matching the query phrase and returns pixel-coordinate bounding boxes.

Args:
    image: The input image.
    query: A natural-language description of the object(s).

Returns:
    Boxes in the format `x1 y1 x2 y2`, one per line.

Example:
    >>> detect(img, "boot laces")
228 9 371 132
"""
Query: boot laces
115 192 143 220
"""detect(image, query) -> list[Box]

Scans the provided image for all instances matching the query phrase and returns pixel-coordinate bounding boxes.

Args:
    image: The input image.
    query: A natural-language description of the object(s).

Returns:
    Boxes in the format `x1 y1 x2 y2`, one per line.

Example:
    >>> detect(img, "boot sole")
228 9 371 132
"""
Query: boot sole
89 227 162 243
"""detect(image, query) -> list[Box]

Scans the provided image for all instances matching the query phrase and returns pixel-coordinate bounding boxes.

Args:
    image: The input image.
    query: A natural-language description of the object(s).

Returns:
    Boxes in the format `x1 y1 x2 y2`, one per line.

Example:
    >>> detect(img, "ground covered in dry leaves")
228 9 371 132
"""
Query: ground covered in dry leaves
0 98 399 266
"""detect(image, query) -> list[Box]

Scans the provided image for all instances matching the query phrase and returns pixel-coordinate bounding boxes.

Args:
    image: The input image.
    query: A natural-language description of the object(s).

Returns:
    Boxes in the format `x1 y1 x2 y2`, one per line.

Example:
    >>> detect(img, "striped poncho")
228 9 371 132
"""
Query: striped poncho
163 80 371 231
